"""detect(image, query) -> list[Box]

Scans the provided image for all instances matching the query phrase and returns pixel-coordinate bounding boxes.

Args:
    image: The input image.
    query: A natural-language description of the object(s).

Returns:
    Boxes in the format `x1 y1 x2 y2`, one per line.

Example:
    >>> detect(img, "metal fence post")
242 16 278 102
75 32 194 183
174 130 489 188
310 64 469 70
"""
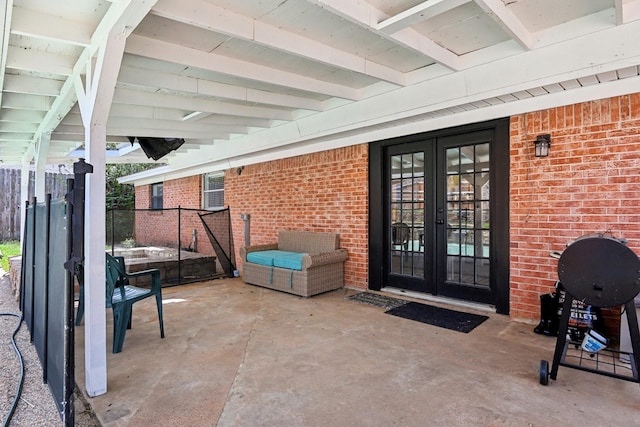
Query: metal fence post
178 206 181 286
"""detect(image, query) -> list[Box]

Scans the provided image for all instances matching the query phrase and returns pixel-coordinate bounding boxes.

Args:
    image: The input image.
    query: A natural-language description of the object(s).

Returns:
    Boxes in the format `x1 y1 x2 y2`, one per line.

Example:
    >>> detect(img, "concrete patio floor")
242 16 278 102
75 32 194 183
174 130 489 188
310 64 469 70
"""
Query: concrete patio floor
75 279 640 427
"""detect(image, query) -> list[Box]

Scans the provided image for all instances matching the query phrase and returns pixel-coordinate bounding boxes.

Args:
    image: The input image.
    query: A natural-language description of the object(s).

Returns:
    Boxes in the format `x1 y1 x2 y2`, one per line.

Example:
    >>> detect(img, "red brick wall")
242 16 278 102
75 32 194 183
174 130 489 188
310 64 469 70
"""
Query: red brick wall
135 185 149 208
225 145 369 289
510 94 640 322
133 93 640 325
134 176 214 255
164 175 201 208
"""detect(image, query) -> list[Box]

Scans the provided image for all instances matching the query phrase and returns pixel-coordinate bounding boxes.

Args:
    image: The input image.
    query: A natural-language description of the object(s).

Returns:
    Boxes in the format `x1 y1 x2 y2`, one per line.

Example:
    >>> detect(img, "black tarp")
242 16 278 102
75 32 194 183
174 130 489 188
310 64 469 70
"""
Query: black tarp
129 137 185 161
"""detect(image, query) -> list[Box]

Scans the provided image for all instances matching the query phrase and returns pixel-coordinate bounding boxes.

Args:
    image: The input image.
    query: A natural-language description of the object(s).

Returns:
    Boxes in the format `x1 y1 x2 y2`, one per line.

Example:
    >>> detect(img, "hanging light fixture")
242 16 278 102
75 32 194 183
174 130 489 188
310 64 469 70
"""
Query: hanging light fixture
534 134 551 157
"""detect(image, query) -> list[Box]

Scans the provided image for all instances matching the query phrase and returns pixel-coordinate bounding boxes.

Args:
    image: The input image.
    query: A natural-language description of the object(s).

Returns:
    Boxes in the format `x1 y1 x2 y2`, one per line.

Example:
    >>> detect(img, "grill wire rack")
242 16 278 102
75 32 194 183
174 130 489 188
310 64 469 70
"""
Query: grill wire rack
539 234 640 386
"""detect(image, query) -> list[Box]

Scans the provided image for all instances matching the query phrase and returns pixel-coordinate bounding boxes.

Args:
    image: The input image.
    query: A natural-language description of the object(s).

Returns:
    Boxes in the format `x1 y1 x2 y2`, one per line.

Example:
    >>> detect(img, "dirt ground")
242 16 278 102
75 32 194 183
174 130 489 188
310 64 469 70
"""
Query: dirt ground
1 269 101 426
74 388 101 426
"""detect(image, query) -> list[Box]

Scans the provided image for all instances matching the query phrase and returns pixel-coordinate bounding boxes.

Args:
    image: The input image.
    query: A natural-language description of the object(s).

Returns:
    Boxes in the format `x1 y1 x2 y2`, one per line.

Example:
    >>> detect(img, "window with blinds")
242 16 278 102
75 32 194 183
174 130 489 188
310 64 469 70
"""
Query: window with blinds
203 173 224 210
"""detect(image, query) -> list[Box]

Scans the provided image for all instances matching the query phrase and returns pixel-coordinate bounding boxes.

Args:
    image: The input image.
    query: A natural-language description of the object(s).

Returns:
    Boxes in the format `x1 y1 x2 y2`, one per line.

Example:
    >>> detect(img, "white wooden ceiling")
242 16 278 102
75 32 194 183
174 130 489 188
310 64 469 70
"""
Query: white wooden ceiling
2 0 640 179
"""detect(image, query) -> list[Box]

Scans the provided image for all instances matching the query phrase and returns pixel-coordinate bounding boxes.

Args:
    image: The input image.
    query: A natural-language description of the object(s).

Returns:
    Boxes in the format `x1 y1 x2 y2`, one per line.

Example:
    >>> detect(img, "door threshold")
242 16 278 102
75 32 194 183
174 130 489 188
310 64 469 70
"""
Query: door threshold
381 287 496 314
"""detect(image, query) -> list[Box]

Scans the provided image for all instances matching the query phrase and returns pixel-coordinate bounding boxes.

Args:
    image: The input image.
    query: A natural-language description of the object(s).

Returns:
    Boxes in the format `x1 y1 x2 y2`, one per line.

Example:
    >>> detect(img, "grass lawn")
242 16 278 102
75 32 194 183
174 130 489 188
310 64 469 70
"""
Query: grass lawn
0 240 21 272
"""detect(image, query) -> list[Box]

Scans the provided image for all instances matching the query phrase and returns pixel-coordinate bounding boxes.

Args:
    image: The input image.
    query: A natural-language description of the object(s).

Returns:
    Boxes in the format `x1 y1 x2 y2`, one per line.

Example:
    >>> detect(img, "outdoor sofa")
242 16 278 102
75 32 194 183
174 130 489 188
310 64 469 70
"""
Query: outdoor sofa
239 230 348 297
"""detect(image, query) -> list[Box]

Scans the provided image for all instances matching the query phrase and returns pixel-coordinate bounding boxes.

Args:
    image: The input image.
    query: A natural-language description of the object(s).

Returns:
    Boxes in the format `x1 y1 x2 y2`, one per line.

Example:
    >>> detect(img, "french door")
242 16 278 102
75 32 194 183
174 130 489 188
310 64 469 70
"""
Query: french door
369 120 510 313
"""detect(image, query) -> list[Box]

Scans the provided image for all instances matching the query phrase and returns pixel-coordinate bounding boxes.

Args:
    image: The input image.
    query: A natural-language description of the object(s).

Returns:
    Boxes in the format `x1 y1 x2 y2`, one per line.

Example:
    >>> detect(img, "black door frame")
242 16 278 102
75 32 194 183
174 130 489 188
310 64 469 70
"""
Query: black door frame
384 140 434 293
369 118 510 315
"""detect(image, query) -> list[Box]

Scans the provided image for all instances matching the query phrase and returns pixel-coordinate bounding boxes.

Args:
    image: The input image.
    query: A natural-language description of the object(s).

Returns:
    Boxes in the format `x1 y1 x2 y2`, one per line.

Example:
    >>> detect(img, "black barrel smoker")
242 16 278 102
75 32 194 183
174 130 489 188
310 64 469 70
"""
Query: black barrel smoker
539 234 640 386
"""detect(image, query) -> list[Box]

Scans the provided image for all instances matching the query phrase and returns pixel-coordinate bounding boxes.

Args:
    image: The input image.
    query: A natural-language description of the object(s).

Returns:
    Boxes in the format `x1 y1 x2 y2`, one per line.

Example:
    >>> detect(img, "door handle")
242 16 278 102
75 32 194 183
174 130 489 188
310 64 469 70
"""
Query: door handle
436 219 444 224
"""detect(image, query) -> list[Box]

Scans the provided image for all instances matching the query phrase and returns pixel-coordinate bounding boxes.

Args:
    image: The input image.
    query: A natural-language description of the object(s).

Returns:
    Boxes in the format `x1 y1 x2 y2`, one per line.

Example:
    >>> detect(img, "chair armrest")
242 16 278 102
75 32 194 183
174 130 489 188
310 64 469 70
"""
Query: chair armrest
125 268 161 278
240 244 279 260
125 269 162 291
302 249 348 268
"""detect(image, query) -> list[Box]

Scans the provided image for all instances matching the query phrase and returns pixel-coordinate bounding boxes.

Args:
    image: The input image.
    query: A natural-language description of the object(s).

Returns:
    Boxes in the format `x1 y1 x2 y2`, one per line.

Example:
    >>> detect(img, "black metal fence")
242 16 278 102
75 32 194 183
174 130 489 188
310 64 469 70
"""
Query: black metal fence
199 208 236 278
106 207 233 286
19 160 89 426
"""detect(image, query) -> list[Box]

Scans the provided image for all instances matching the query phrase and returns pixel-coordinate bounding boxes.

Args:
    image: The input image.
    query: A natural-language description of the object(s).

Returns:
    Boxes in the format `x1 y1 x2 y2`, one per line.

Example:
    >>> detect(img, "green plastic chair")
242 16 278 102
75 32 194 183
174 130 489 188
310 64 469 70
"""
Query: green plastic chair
105 253 165 353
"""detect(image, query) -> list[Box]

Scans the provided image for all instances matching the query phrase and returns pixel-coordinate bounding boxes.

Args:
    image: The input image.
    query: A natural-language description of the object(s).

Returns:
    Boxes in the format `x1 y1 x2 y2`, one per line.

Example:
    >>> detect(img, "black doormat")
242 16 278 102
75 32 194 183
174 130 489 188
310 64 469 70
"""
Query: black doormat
385 302 489 333
346 292 408 310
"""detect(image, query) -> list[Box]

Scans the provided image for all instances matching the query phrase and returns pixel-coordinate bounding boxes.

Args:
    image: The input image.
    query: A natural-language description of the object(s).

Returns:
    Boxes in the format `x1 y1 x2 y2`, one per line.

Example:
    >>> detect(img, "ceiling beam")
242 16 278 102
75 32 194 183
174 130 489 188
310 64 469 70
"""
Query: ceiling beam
113 87 294 121
0 0 13 112
110 117 249 135
474 0 534 50
0 132 34 141
50 134 129 145
10 6 93 46
179 139 217 147
310 0 461 70
126 34 360 100
1 93 53 111
0 143 31 151
376 0 469 34
196 114 272 128
162 18 640 173
151 0 406 86
616 0 640 24
106 127 230 140
0 122 38 132
28 0 159 162
64 105 274 128
56 117 249 136
117 65 324 111
3 74 65 96
5 45 76 76
0 109 46 123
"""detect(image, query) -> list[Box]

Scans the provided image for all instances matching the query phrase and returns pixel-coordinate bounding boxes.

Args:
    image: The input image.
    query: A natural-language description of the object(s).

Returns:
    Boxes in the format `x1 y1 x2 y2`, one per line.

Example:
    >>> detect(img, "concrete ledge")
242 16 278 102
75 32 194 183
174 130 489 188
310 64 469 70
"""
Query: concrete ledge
8 256 21 301
113 247 217 287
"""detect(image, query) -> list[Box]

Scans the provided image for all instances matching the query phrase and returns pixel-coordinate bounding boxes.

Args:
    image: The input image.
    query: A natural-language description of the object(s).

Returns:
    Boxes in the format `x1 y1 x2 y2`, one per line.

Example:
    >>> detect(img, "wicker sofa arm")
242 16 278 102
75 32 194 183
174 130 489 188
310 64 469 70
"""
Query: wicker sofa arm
302 249 348 268
240 244 279 261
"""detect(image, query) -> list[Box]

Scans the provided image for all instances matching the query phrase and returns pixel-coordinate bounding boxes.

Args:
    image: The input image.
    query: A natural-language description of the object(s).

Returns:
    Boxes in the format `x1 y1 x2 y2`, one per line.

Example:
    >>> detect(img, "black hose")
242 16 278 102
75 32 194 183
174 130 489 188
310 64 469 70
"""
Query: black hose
1 312 25 427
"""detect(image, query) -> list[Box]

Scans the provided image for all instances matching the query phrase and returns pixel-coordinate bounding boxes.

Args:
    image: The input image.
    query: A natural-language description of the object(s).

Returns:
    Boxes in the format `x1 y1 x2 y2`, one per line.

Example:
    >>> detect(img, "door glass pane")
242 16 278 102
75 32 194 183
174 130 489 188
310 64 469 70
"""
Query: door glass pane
389 151 425 278
391 155 402 202
447 256 459 281
445 142 490 290
481 201 490 229
476 259 490 286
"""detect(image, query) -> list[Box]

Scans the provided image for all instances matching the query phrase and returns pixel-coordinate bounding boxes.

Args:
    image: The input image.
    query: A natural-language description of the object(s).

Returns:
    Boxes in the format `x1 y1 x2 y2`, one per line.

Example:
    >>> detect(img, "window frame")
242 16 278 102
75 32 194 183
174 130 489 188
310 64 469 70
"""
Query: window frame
150 182 163 210
202 172 224 211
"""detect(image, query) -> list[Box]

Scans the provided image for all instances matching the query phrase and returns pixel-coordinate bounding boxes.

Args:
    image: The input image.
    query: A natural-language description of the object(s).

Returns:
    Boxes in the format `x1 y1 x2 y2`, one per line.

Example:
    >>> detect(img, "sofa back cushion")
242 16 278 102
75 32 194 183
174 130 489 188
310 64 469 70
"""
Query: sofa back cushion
278 231 339 254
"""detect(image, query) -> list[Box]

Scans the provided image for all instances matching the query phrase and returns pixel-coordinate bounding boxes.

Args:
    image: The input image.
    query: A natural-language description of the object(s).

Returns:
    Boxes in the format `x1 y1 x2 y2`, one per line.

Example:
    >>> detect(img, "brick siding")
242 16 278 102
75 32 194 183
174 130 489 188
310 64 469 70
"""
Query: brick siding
225 145 369 290
510 94 640 325
135 93 640 325
134 176 214 255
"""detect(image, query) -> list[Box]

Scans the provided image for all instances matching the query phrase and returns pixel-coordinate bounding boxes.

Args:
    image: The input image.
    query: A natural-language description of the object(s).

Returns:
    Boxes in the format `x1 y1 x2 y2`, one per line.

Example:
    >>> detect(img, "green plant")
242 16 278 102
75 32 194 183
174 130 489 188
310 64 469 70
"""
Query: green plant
106 163 161 209
0 240 21 272
121 237 137 248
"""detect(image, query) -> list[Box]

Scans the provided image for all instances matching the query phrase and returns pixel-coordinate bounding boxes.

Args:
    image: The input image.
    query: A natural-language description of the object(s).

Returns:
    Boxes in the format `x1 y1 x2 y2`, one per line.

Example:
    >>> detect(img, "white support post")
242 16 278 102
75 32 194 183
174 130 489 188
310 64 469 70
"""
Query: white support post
83 124 108 397
78 30 127 399
34 132 51 201
71 0 157 397
19 157 30 247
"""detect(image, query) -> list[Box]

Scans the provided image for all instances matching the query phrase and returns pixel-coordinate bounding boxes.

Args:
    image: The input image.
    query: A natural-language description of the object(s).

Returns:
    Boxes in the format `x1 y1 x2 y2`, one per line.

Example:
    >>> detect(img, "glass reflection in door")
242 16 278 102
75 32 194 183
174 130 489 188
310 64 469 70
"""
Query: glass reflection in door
445 143 490 288
390 152 425 278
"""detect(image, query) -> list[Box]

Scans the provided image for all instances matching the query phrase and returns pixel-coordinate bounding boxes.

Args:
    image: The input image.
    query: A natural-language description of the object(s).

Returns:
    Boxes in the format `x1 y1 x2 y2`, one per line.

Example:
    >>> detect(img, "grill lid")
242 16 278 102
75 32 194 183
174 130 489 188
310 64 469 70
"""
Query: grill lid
558 234 640 307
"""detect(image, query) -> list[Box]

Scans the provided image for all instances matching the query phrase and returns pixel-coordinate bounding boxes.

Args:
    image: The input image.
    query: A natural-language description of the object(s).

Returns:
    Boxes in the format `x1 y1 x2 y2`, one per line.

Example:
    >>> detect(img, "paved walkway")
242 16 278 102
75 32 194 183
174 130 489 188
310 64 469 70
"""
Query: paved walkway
75 279 640 427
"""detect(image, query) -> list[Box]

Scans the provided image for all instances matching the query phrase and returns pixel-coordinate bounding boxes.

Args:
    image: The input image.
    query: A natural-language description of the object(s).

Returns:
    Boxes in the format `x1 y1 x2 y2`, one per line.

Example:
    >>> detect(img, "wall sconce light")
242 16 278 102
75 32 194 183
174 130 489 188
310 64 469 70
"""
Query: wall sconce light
534 134 551 157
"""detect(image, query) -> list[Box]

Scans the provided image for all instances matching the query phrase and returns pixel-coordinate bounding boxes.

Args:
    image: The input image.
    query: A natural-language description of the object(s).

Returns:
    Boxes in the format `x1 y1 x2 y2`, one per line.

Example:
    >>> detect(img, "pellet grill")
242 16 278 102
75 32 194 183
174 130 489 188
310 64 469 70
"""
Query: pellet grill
539 234 640 386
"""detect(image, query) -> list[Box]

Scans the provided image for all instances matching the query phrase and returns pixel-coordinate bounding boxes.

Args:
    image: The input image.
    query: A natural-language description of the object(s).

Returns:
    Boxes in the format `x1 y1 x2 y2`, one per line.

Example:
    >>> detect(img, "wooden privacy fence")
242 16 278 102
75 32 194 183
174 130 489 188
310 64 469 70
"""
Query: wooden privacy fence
0 168 71 241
